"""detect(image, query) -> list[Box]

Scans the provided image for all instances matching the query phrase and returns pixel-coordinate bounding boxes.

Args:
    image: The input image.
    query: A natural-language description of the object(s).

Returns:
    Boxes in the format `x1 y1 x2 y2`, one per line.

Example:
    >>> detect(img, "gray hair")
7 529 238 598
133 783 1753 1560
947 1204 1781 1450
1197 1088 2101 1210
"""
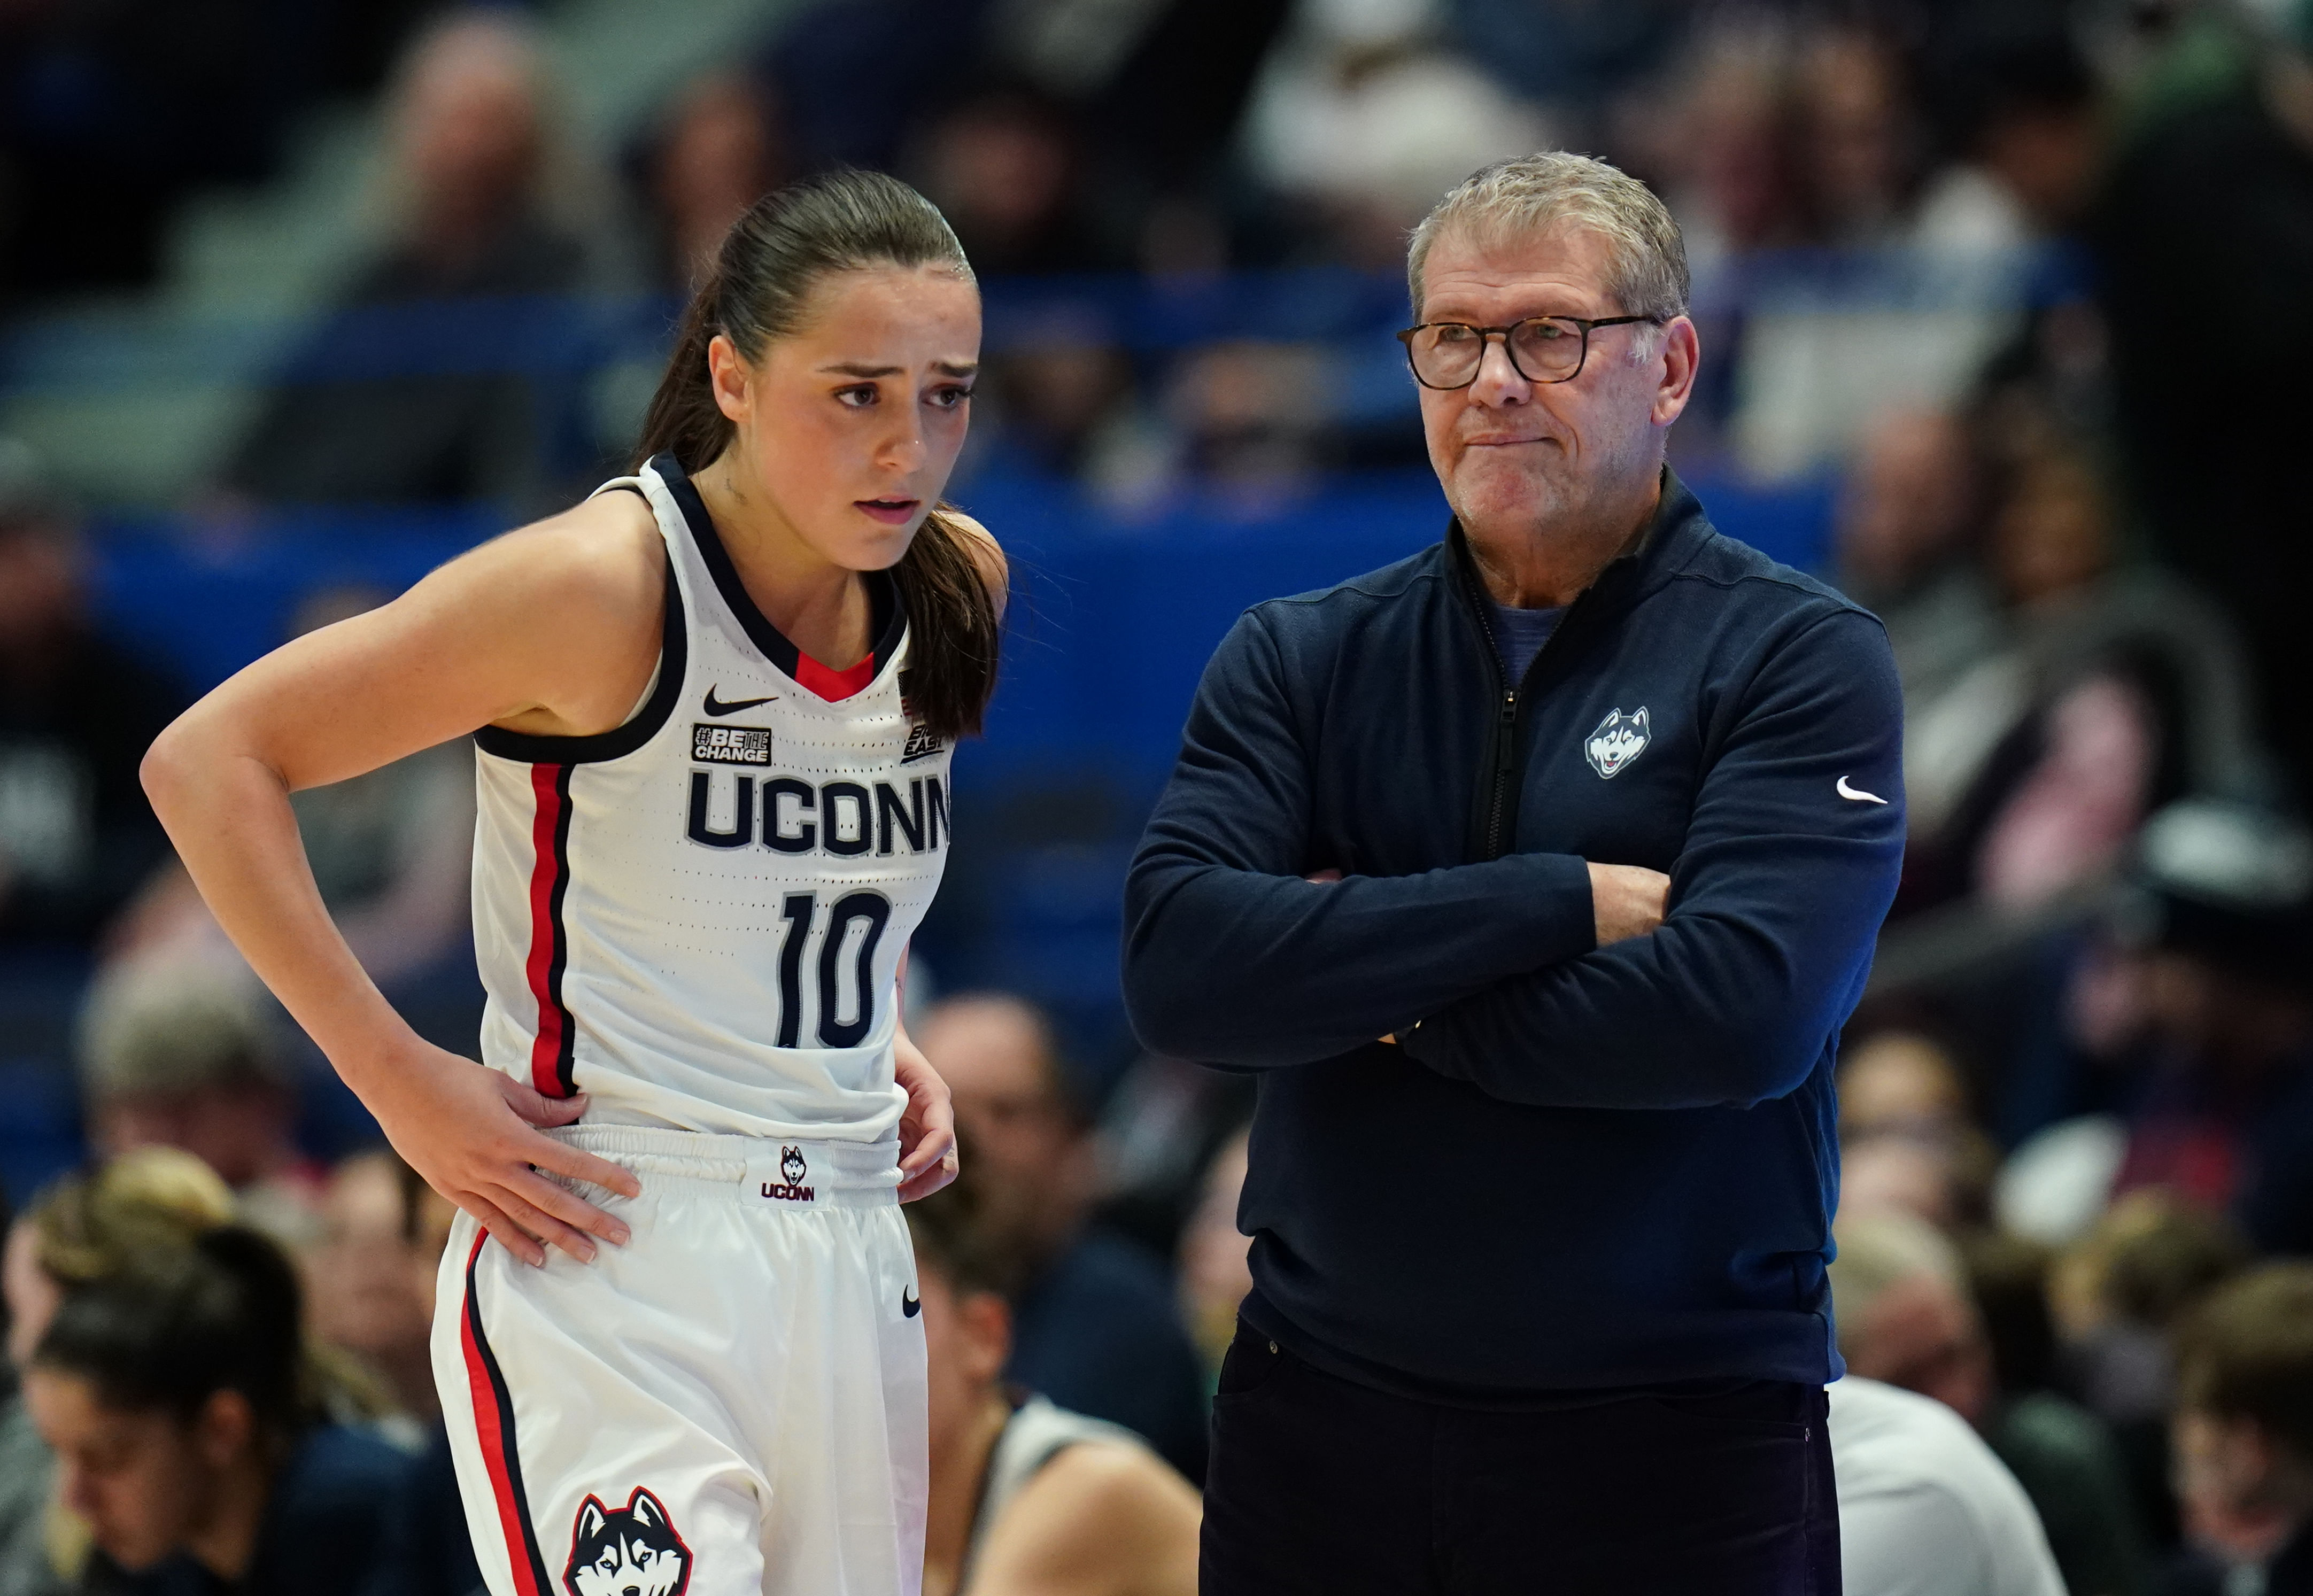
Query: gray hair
79 958 289 1102
1828 1208 1964 1359
1406 152 1690 327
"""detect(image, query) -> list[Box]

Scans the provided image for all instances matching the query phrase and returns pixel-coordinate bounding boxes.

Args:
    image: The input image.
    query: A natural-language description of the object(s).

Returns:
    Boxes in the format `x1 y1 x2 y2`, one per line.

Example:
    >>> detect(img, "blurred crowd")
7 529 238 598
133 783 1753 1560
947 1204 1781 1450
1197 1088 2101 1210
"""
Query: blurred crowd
5 0 2313 1591
15 0 2300 513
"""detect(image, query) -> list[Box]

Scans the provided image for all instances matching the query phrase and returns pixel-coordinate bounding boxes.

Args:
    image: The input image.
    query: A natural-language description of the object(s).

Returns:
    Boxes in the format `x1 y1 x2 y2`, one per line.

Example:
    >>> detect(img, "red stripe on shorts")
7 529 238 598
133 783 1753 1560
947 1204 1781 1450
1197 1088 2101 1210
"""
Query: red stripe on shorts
459 1233 554 1596
523 763 576 1097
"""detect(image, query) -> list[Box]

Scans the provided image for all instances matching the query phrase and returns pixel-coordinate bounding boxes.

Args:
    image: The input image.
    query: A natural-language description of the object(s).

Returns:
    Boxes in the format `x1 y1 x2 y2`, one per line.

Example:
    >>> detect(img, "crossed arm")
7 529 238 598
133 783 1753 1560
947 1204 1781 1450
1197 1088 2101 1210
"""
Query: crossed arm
1123 607 1905 1109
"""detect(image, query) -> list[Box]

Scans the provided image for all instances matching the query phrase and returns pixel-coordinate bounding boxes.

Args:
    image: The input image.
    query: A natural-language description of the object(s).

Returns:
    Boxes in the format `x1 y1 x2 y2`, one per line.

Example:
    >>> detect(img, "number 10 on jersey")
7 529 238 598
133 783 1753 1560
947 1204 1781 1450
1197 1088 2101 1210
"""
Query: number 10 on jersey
772 889 893 1050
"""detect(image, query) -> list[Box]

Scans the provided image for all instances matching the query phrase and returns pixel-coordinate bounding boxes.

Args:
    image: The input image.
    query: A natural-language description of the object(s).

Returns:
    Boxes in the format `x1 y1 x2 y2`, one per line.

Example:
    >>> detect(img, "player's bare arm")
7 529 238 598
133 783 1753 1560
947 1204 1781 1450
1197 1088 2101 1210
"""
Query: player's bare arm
141 488 670 1268
969 1442 1201 1596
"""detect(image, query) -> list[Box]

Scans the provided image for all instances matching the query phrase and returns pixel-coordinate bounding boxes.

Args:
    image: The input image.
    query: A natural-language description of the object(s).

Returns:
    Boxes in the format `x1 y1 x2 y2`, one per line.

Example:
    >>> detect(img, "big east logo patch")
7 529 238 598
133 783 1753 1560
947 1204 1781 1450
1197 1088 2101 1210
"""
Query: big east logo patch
1584 707 1651 779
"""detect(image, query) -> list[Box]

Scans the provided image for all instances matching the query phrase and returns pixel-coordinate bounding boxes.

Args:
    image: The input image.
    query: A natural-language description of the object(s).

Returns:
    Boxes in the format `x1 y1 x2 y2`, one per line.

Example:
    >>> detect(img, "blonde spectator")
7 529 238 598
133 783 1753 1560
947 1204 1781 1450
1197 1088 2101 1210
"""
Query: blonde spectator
0 1149 236 1596
1840 1031 1973 1144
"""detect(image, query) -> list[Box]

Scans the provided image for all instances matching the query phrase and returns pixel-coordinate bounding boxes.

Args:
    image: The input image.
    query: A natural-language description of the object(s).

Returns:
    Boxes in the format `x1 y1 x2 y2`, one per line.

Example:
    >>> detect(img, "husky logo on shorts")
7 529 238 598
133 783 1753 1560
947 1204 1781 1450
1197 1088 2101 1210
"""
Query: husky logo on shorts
1584 707 1651 779
760 1144 816 1203
565 1486 691 1596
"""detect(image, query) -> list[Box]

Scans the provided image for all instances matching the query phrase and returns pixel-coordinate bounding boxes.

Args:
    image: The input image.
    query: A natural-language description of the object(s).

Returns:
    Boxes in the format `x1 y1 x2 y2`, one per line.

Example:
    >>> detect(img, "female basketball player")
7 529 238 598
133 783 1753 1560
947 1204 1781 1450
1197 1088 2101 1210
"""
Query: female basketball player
141 170 1004 1596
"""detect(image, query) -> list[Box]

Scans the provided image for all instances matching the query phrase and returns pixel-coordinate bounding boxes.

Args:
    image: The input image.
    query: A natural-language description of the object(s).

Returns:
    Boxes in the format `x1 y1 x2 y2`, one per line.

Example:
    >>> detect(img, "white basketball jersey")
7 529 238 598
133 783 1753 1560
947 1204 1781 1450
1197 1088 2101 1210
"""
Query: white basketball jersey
468 453 955 1142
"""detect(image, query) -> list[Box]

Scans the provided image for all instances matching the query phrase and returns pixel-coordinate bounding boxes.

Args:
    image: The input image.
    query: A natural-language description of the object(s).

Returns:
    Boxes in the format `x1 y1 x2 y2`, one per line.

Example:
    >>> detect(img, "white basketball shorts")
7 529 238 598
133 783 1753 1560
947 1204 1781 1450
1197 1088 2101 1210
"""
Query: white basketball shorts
430 1125 927 1596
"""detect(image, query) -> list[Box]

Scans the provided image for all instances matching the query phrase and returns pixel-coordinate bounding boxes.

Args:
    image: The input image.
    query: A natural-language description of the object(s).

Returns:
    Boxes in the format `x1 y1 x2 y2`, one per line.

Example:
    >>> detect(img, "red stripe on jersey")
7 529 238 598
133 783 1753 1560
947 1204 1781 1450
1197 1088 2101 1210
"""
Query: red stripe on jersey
523 764 575 1097
794 650 876 702
459 1234 552 1596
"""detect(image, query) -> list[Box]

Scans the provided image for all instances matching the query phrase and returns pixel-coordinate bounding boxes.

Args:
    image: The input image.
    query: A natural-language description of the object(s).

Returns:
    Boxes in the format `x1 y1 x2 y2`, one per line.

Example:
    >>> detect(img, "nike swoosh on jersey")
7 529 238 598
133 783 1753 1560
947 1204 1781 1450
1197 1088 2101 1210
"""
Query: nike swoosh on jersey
703 686 777 716
1837 776 1888 804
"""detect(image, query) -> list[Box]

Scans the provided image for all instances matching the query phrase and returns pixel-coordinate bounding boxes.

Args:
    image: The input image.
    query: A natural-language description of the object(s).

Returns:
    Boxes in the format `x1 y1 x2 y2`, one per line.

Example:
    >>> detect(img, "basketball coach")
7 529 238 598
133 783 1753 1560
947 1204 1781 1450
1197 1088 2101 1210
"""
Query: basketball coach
1123 152 1904 1592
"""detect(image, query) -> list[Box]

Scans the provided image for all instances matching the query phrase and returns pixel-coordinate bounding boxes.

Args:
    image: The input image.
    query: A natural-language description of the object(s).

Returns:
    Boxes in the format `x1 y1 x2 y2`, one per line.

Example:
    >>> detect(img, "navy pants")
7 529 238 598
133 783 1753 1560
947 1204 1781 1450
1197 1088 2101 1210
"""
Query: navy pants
1201 1325 1841 1595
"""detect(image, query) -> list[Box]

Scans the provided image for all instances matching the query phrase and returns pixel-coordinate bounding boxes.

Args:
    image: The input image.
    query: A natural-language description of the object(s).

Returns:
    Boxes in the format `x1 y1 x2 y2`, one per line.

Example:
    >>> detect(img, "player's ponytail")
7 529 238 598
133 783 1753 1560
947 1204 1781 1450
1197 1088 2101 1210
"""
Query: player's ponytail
635 168 1001 741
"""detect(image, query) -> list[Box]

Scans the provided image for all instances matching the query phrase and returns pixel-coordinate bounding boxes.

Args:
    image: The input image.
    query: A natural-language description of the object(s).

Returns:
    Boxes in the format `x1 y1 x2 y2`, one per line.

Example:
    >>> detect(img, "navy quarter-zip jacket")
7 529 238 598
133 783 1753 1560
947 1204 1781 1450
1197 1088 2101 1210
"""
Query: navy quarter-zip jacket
1122 473 1905 1399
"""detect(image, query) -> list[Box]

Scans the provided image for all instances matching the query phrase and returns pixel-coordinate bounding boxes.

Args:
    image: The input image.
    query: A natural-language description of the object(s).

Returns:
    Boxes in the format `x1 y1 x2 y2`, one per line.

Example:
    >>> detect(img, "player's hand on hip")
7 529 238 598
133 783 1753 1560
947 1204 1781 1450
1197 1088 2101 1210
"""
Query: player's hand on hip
1588 861 1671 946
364 1040 640 1268
893 1033 958 1203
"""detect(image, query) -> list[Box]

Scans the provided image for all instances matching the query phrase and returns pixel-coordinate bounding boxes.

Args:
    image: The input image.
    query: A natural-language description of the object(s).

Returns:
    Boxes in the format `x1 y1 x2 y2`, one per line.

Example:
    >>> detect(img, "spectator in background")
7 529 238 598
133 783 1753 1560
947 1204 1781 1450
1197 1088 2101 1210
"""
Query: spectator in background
761 0 991 175
912 86 1118 277
1445 0 1682 146
224 12 597 509
1837 1029 2000 1234
971 322 1150 491
909 1182 1199 1596
75 959 321 1245
1636 19 1803 460
1243 0 1550 267
1842 1030 1975 1144
0 444 185 955
1950 33 2106 242
638 72 787 292
1830 1210 1995 1424
1087 1050 1255 1266
2113 805 2313 1253
1794 24 1927 247
306 1150 442 1424
0 1149 235 1596
299 1146 481 1596
1174 1128 1251 1389
1154 340 1335 510
109 581 483 1073
1072 0 1291 273
1830 1369 2067 1596
2166 1265 2313 1594
916 994 1209 1481
1832 1209 2140 1596
2053 1189 2255 1558
2009 803 2313 1258
2094 11 2313 805
1887 428 2250 931
1833 408 1994 715
1651 20 1808 272
22 1226 411 1594
1968 1230 2156 1596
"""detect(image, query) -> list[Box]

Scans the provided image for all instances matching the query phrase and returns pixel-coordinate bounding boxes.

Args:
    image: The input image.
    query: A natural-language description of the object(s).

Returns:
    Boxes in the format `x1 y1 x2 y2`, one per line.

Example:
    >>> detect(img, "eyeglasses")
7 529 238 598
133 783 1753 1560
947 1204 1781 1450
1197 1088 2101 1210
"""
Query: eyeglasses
1396 315 1660 390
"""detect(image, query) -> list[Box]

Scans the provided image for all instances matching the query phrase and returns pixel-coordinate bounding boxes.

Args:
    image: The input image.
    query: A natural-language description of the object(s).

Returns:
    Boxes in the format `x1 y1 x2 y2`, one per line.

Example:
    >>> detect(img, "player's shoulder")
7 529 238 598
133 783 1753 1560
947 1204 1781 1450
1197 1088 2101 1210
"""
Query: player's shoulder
1000 1436 1200 1560
448 488 665 626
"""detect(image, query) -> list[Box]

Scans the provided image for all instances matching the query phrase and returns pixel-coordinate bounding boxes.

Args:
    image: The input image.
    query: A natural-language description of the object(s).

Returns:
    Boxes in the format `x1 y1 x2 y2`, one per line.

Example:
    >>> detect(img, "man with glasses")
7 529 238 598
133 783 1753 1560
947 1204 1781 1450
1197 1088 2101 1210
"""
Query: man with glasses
1124 152 1906 1592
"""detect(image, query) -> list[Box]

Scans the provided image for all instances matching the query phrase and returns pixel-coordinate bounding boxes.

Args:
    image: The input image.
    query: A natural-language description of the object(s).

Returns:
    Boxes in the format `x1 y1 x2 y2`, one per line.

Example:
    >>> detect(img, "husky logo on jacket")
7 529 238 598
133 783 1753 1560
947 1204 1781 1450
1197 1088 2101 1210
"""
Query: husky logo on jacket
565 1486 692 1596
1584 707 1651 779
